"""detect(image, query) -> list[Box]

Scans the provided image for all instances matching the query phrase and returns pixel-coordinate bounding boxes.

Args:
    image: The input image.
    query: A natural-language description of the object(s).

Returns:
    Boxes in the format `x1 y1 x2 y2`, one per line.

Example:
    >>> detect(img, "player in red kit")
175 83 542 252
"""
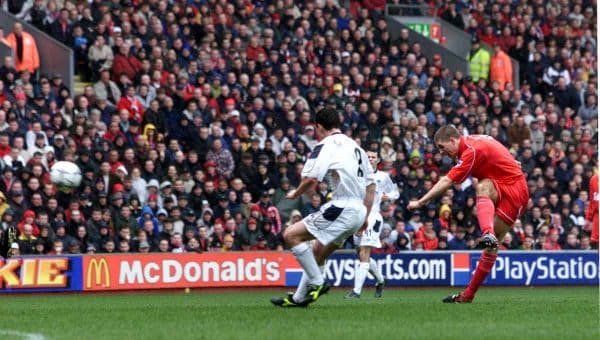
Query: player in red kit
585 175 598 249
408 126 529 303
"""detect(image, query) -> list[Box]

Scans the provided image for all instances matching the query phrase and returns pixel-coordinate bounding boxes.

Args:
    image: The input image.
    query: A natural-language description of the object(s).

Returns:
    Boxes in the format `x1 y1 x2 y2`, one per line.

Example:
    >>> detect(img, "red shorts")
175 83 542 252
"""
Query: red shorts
492 177 529 225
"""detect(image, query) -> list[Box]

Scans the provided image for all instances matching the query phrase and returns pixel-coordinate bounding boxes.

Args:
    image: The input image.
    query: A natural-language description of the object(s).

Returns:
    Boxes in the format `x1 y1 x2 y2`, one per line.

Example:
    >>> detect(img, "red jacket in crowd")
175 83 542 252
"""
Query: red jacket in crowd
112 53 142 82
117 95 145 122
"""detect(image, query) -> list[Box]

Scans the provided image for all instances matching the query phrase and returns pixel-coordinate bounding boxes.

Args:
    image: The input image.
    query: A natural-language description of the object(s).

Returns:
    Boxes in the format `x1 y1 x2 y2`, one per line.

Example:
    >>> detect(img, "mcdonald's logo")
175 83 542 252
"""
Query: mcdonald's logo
86 258 110 289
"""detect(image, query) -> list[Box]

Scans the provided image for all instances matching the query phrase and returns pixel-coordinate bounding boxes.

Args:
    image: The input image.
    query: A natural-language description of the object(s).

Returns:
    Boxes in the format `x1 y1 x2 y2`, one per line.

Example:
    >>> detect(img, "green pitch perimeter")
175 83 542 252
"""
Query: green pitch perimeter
0 287 597 340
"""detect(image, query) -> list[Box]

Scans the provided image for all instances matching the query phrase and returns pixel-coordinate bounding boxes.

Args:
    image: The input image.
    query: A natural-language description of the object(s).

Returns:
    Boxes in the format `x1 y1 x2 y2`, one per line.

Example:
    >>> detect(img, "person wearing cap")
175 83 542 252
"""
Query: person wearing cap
328 83 346 110
490 41 513 91
467 35 490 82
380 136 396 163
251 123 268 149
136 204 160 234
158 180 177 209
8 242 20 257
138 240 151 253
300 125 318 150
238 217 262 250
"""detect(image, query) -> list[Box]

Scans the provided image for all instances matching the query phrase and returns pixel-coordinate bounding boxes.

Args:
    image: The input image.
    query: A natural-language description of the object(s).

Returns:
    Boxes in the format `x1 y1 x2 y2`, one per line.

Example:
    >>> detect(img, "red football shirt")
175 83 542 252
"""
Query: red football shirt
446 135 523 185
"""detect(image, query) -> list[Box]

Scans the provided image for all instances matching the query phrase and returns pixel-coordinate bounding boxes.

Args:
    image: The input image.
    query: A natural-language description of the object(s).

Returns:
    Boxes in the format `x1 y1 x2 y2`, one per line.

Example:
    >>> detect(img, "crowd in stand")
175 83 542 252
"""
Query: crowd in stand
0 0 597 257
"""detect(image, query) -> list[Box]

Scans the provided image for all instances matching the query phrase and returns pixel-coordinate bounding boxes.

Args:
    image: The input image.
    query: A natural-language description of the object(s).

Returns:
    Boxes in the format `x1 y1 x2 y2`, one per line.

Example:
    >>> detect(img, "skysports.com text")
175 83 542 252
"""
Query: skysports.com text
325 255 447 286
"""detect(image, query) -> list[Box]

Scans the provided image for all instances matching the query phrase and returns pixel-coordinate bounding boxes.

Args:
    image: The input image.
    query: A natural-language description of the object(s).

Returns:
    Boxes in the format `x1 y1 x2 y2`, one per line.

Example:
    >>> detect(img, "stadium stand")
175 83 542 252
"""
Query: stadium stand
0 0 597 256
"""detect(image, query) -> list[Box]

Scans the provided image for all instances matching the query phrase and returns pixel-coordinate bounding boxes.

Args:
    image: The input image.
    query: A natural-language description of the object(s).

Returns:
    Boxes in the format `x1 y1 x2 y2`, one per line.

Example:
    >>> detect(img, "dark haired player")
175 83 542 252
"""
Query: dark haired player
271 108 376 307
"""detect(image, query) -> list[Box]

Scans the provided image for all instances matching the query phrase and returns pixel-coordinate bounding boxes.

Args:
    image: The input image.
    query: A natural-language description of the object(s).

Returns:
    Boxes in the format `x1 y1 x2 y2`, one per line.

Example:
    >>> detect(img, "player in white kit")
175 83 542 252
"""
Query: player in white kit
271 108 376 307
346 150 399 299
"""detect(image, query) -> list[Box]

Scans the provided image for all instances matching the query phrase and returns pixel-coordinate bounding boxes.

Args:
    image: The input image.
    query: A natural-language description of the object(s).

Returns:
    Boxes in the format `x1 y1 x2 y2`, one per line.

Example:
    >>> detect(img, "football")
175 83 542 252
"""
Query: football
50 161 82 189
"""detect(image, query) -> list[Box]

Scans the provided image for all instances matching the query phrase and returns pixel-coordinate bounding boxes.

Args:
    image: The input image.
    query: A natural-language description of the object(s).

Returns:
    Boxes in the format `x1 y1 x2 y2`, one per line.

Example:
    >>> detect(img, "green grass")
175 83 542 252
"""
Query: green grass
0 287 598 339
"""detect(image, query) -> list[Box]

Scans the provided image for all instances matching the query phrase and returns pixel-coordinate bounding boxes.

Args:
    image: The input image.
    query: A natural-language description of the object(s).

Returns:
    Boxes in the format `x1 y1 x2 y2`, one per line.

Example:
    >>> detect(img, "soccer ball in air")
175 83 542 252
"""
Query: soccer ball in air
50 161 82 190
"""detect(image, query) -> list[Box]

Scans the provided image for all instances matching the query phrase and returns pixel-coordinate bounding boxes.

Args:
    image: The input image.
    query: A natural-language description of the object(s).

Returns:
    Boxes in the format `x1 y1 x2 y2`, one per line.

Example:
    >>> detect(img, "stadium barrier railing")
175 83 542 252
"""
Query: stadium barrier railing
0 251 597 293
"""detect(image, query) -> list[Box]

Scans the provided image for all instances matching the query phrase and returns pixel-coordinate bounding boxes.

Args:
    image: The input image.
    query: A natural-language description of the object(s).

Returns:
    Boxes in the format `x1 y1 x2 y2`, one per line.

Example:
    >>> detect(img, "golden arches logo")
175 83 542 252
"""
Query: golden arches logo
86 258 110 289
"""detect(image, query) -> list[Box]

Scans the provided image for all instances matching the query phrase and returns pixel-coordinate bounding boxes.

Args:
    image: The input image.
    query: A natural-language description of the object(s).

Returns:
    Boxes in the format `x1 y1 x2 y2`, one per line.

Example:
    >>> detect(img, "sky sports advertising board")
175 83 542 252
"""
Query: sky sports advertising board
0 252 597 293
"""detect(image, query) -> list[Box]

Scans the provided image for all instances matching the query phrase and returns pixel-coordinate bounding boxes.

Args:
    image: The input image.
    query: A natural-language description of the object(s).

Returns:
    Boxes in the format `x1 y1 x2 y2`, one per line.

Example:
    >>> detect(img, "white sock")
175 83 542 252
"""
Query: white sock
369 258 384 284
293 265 325 302
353 262 370 295
291 243 324 285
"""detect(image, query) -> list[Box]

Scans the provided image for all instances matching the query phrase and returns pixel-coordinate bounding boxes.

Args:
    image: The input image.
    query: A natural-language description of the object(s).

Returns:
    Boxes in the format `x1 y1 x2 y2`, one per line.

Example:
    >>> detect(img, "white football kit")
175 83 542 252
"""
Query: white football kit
301 133 374 246
354 170 399 248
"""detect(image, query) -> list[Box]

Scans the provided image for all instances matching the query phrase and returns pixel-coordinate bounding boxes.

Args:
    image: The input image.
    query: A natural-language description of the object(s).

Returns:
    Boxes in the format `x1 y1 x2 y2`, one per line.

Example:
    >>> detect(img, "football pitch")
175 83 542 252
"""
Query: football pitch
0 287 597 340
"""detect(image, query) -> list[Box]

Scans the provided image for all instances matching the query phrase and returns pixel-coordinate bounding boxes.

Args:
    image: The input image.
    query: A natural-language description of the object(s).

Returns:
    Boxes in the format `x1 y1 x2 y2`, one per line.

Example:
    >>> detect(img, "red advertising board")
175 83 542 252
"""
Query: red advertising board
83 252 297 291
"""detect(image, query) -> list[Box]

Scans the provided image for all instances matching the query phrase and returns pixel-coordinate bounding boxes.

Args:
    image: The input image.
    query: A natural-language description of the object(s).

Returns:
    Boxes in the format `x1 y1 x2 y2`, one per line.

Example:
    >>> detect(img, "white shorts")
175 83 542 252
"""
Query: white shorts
304 199 367 246
354 212 383 248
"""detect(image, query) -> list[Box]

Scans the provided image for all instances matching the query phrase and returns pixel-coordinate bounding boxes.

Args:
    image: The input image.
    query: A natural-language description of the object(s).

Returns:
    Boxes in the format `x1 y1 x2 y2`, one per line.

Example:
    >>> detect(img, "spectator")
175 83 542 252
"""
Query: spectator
490 42 513 91
87 35 114 82
117 86 144 123
17 223 36 254
206 139 234 180
448 227 468 250
507 116 531 147
578 94 597 123
111 44 141 83
467 36 490 82
441 1 464 30
49 8 72 45
4 22 40 73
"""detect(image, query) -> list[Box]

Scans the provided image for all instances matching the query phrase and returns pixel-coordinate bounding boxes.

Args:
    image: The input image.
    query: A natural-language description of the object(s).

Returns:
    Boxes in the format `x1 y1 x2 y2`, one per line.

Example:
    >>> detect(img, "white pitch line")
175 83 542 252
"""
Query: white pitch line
0 329 46 340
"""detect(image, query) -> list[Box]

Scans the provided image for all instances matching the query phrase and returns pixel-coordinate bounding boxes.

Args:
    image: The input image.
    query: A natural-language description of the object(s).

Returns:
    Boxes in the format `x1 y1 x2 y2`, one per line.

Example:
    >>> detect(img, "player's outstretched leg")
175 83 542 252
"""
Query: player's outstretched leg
444 180 508 303
292 265 326 303
271 292 311 307
272 224 328 306
303 242 338 304
444 216 510 303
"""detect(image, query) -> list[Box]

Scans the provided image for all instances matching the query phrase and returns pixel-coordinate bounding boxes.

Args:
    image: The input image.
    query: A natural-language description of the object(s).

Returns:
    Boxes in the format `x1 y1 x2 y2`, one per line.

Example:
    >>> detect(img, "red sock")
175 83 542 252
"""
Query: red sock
464 252 497 299
476 196 495 235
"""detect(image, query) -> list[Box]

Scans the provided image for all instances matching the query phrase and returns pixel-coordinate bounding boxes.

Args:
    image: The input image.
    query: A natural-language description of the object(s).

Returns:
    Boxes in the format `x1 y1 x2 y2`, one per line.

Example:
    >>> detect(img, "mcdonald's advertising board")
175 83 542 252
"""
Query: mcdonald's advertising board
82 252 296 291
1 252 598 293
0 256 83 293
